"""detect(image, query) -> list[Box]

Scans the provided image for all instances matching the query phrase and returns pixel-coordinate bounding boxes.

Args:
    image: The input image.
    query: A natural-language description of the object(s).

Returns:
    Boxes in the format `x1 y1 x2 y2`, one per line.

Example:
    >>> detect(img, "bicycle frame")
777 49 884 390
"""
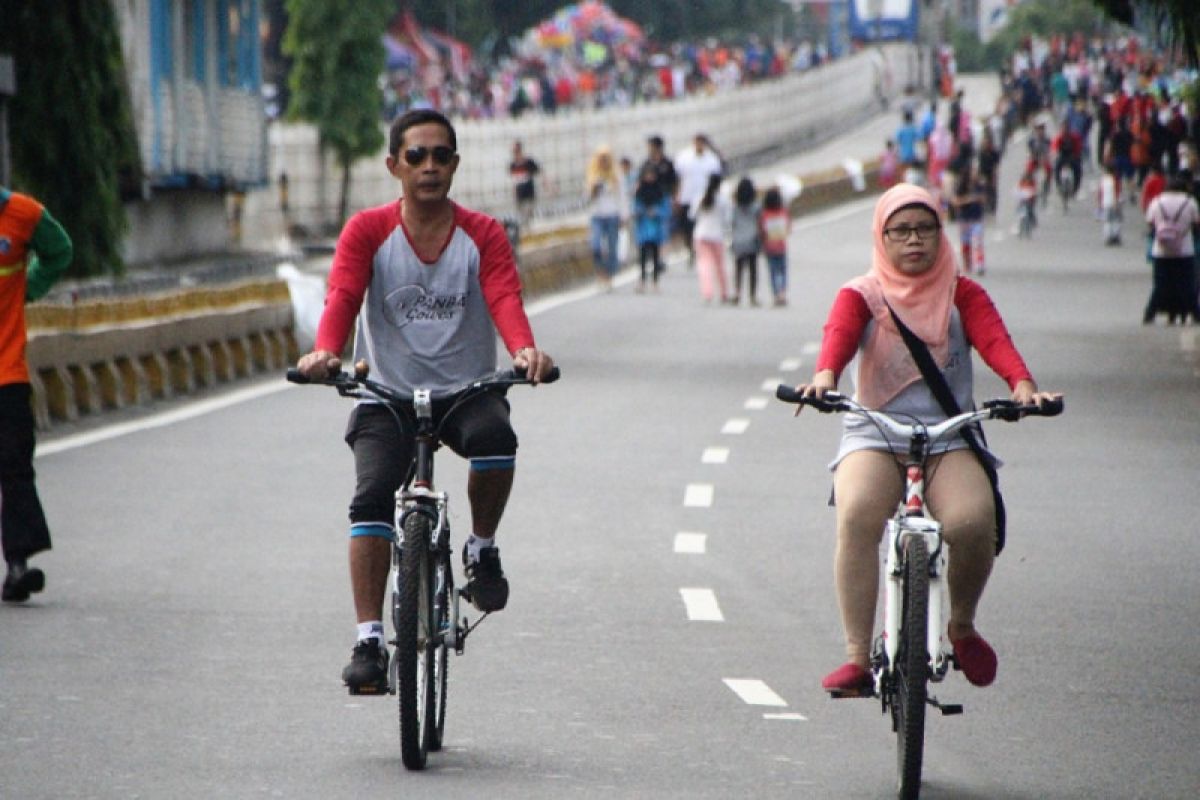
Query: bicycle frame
879 463 949 696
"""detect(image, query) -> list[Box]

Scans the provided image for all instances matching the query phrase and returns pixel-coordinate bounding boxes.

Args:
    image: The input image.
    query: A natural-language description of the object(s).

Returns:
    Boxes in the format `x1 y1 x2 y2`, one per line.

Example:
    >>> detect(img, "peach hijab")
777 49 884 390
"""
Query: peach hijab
845 183 959 408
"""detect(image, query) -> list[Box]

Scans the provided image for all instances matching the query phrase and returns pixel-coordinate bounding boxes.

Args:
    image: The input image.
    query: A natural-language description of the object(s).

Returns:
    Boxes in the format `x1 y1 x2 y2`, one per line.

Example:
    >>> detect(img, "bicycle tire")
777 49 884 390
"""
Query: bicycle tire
427 547 451 752
396 511 434 770
895 534 930 800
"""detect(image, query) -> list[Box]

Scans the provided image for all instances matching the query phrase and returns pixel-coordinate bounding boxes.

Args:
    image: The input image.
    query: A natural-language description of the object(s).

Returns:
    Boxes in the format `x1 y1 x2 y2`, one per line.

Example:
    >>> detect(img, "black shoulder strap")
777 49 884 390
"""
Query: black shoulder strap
885 303 1007 554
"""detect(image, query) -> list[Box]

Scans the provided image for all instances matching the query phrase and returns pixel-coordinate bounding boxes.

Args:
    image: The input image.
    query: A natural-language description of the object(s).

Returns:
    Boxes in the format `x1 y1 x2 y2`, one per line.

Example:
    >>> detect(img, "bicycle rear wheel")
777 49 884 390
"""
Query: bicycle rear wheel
895 534 930 800
396 511 435 770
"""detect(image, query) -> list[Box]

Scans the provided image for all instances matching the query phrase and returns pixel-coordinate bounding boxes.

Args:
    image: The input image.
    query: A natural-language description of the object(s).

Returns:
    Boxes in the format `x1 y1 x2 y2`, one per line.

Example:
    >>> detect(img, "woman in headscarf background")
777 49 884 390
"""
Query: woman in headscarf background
792 184 1061 694
585 145 626 290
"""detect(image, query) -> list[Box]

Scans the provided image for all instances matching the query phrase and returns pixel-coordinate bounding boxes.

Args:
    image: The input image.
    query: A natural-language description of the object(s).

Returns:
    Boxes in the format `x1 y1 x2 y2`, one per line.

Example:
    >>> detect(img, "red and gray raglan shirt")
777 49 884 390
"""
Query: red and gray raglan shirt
314 200 535 399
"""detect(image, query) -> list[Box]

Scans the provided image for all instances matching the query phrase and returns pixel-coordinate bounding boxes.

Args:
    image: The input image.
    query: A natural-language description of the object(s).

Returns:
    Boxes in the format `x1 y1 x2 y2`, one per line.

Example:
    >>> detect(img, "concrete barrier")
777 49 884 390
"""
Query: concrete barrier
26 280 297 430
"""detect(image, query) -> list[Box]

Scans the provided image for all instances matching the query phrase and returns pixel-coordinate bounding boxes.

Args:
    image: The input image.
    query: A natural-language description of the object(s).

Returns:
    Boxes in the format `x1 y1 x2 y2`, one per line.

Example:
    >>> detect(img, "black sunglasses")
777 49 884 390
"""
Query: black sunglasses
402 145 455 167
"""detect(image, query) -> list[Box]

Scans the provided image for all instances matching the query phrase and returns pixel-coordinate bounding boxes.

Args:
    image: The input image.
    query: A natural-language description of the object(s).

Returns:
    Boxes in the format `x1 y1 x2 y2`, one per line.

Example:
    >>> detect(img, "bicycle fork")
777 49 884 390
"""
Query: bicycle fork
879 517 962 715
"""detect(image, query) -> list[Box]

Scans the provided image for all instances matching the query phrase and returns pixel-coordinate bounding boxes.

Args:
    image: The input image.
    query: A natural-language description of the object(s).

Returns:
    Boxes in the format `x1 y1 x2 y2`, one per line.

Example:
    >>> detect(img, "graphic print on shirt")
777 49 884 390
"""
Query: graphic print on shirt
380 284 469 328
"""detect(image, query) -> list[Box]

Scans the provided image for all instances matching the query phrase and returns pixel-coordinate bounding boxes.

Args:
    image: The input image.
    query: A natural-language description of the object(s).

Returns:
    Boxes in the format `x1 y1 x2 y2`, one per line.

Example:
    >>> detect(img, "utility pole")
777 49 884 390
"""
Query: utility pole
0 54 14 186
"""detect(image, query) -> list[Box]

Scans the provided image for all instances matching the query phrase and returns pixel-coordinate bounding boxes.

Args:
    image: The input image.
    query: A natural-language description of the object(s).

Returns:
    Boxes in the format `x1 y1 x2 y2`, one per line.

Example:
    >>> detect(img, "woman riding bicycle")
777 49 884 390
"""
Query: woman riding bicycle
793 184 1061 694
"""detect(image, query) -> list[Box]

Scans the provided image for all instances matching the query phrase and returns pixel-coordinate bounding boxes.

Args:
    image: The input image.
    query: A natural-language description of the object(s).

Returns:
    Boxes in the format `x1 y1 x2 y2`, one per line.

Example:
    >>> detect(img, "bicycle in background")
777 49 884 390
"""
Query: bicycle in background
288 362 558 769
777 387 1062 799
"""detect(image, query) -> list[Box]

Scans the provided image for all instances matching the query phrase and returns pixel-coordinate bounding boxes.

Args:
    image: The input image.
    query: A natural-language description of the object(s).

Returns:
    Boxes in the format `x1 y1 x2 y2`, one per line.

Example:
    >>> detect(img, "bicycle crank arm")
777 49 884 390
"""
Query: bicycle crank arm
927 695 963 715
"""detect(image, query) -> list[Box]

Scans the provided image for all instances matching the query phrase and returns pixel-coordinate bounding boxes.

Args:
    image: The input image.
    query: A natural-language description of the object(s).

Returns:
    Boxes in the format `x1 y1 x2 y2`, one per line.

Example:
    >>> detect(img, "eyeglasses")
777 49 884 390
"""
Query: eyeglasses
882 223 940 242
402 145 455 167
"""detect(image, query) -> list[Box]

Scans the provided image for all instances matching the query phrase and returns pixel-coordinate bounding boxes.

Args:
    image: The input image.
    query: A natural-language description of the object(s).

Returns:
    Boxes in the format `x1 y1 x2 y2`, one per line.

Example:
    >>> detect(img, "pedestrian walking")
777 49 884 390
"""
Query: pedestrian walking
951 164 988 276
586 145 626 290
632 163 671 292
730 177 762 305
1 186 73 603
509 140 541 228
1143 173 1200 324
675 134 723 267
760 186 791 306
689 174 732 303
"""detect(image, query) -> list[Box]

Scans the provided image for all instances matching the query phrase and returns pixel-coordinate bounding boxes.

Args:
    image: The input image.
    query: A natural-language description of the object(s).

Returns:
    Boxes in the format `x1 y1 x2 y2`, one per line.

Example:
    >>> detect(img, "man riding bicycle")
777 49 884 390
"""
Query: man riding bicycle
295 109 556 694
1025 120 1054 203
1052 128 1083 201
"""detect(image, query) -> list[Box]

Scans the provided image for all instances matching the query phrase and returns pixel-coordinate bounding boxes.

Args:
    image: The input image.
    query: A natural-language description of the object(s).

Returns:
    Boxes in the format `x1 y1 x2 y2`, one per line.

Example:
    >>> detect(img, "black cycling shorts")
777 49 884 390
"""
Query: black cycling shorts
343 390 517 525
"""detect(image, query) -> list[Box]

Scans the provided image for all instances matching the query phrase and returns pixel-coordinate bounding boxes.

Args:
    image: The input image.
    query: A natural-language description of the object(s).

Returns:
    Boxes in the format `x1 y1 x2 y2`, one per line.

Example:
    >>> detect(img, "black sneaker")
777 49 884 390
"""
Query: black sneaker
342 637 389 695
462 546 509 612
2 560 45 604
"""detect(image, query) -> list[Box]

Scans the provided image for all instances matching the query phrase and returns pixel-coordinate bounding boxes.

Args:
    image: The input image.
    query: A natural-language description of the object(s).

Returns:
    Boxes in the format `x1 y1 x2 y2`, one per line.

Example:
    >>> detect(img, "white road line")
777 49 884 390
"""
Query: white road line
674 532 707 554
778 358 802 372
36 381 293 457
802 342 820 355
680 588 724 621
722 679 788 707
702 447 729 464
684 483 714 507
760 378 782 392
743 396 768 410
721 418 750 435
763 712 809 721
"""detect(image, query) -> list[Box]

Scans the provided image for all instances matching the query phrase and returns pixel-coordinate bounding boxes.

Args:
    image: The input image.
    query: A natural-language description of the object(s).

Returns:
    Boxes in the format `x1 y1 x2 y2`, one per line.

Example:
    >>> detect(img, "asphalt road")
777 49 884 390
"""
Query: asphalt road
5 120 1200 799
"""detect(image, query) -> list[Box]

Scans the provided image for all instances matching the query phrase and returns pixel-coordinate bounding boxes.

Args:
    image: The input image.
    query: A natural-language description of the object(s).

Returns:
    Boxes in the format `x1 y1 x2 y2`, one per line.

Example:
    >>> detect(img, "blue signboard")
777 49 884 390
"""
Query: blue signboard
848 0 919 43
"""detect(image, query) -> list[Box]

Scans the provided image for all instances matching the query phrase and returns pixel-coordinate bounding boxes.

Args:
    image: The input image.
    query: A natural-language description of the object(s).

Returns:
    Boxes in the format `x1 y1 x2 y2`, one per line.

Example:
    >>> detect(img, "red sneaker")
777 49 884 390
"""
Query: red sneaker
821 662 872 694
951 632 997 687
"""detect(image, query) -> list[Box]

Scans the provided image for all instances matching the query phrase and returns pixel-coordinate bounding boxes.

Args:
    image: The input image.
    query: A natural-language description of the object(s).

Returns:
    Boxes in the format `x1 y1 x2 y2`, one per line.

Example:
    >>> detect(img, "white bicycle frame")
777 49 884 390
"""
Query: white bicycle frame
880 487 949 693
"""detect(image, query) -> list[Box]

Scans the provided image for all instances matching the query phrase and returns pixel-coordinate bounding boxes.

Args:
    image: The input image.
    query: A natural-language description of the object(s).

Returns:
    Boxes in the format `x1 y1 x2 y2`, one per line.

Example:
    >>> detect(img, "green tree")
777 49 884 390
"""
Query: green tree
284 0 393 228
0 1 141 278
1091 1 1198 66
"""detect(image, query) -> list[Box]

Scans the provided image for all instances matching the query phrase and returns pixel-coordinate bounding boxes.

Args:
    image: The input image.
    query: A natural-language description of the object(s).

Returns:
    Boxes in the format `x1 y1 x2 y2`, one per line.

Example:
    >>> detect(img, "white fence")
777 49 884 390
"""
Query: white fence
254 44 919 237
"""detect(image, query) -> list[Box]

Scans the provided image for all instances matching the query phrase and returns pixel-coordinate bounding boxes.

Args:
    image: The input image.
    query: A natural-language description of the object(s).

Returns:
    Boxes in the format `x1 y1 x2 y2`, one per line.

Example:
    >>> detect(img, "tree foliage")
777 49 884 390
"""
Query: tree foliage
284 0 393 227
1091 0 1199 66
0 1 141 278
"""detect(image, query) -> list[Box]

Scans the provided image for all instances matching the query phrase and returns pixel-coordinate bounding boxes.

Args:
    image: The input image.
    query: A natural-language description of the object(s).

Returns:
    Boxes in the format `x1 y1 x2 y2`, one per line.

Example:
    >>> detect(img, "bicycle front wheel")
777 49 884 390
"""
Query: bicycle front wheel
895 534 930 800
427 546 451 752
396 511 435 770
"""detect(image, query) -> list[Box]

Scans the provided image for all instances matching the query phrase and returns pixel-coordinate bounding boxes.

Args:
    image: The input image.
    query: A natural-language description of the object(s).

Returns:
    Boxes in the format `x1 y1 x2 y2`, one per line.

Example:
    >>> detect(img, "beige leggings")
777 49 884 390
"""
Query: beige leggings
832 448 996 666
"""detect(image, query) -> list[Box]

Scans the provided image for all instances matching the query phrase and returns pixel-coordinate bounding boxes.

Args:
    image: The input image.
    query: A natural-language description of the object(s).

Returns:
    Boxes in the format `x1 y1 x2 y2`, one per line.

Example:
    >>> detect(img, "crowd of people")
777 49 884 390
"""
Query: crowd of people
385 34 836 122
878 33 1200 324
568 131 793 306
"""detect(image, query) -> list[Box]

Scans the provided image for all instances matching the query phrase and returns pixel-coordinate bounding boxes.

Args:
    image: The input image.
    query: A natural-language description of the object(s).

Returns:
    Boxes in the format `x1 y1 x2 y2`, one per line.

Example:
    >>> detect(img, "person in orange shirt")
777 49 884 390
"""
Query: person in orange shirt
0 186 72 603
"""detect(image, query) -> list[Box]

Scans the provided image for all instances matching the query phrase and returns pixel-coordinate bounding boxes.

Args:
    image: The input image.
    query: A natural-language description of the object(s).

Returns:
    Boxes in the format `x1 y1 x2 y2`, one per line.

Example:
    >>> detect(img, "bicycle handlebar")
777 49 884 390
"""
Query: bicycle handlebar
286 365 560 403
775 385 1063 422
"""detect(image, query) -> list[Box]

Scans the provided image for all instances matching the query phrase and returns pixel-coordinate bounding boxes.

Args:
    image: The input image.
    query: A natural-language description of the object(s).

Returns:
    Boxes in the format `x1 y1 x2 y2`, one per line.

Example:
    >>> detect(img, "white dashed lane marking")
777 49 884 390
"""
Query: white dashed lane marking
702 447 729 464
684 483 714 507
674 532 707 554
802 342 820 355
743 396 768 410
721 418 750 435
763 712 809 721
778 358 802 371
722 679 788 707
680 588 724 621
760 378 782 392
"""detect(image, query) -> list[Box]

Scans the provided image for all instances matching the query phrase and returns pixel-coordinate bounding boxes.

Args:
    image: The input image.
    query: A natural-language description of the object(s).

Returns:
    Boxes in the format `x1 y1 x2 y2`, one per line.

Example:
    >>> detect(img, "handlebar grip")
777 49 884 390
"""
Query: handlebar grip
1032 397 1064 417
285 368 310 384
511 365 561 384
775 384 803 403
775 385 845 413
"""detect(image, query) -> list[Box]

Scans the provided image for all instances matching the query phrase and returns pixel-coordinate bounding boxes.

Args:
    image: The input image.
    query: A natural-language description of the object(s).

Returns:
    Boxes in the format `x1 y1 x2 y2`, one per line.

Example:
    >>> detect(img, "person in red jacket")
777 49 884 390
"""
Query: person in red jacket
1 186 73 603
791 184 1060 694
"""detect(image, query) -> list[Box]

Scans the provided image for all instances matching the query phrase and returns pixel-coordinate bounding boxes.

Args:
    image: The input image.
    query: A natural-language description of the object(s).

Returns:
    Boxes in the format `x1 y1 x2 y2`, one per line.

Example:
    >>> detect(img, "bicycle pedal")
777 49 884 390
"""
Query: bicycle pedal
346 683 388 696
927 695 963 715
